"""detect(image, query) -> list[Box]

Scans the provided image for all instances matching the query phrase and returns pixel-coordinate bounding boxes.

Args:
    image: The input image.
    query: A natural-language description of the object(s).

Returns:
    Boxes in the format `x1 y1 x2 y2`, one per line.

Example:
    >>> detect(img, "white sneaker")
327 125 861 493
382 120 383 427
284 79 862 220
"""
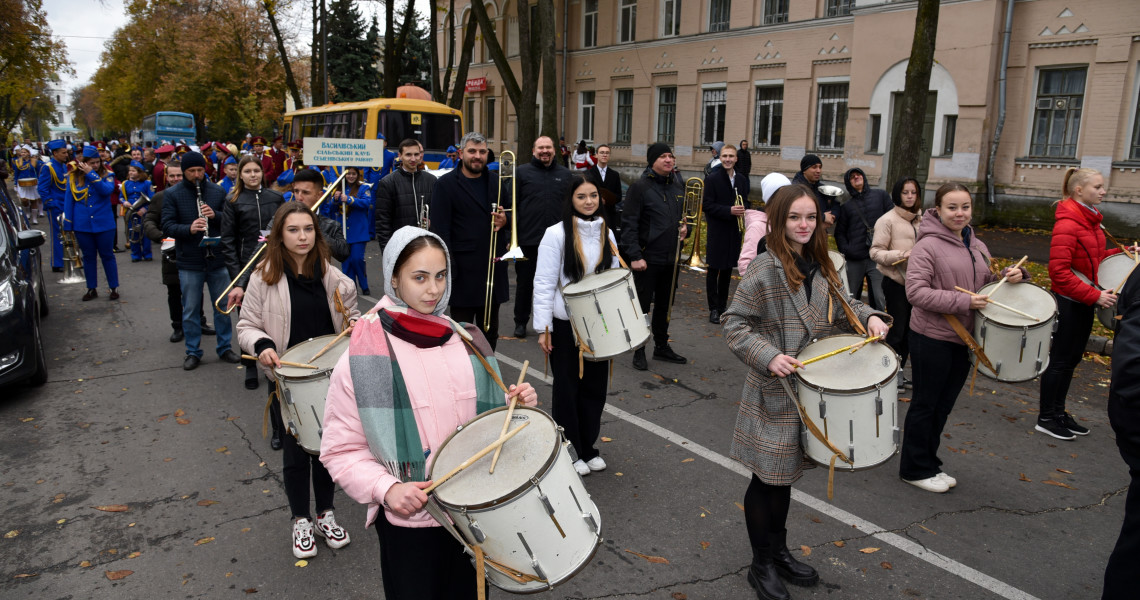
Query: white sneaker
573 459 591 476
315 510 351 549
936 472 957 488
586 456 607 472
903 476 949 493
293 518 318 558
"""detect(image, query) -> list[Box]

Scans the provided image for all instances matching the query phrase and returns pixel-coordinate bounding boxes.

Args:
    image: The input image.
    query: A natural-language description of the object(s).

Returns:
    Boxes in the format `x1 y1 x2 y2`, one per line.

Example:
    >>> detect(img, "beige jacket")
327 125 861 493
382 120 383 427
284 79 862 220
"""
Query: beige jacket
236 261 361 379
869 206 922 285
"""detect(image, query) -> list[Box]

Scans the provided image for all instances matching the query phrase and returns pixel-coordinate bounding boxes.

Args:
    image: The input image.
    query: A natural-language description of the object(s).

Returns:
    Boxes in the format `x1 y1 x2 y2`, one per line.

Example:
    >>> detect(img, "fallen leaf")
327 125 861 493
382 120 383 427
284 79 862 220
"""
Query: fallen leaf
225 572 233 577
79 561 92 568
881 561 893 570
197 500 219 507
163 457 174 462
77 422 90 428
600 436 613 442
809 516 822 524
194 537 215 546
681 458 694 463
215 447 228 453
1019 473 1032 482
1056 469 1073 474
240 528 251 533
20 417 34 422
12 573 37 579
56 519 66 524
294 559 308 567
898 397 911 403
105 549 118 555
1043 480 1076 490
52 493 66 503
127 551 141 559
918 525 937 535
859 547 881 554
699 541 710 549
671 594 687 600
244 589 258 594
92 505 129 512
734 502 745 511
1070 453 1078 459
226 416 239 421
615 472 623 477
625 549 669 564
156 415 169 422
104 570 133 581
4 530 18 538
833 540 846 547
176 418 191 425
174 409 185 417
643 394 652 398
800 545 812 557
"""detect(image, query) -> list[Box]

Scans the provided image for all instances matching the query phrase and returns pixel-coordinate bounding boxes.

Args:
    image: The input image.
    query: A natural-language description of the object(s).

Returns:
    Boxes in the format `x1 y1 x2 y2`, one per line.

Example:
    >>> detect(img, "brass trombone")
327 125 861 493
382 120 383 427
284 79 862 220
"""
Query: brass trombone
213 170 349 314
666 177 705 322
686 181 708 271
483 150 525 331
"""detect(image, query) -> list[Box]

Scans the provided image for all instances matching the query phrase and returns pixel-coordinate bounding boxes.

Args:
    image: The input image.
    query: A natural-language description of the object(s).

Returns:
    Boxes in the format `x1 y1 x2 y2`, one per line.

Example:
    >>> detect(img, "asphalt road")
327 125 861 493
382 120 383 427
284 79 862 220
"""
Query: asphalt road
0 232 1129 600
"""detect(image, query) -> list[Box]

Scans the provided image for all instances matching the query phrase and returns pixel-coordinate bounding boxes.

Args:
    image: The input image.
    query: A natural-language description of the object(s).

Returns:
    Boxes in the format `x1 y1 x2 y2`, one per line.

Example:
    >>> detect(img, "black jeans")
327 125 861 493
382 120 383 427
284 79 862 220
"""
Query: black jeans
633 262 680 347
881 277 912 368
1039 294 1094 420
375 512 481 600
899 332 972 480
270 381 336 520
550 318 609 461
706 267 733 312
512 245 539 328
450 304 501 352
1104 391 1140 599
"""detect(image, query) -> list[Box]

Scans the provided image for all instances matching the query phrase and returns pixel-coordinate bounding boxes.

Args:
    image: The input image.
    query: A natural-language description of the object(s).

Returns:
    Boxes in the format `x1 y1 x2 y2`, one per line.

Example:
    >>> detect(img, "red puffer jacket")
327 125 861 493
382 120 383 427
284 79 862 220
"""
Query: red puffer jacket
1048 199 1120 306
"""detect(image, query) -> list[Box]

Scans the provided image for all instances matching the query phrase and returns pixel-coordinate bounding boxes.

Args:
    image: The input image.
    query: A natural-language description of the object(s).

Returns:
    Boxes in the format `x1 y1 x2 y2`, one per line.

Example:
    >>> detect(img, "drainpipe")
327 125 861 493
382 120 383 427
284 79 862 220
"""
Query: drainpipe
561 0 569 138
986 0 1015 205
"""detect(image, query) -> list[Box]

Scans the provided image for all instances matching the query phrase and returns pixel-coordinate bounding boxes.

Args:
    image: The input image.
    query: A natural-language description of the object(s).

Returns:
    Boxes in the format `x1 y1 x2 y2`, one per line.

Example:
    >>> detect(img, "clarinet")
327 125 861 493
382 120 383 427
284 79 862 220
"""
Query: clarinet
197 180 221 250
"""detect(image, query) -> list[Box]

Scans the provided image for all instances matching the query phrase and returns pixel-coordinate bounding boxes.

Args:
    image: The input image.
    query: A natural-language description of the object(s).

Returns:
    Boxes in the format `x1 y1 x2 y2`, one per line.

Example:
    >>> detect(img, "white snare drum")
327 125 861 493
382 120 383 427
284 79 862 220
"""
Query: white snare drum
273 334 349 454
794 335 899 471
561 268 650 360
829 251 850 299
430 407 602 593
1073 254 1134 330
972 282 1058 382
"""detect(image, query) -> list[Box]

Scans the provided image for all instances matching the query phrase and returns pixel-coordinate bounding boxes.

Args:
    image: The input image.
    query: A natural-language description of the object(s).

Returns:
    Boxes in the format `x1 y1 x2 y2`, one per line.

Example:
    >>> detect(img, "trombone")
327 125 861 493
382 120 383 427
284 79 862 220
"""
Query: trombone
214 170 349 314
483 150 525 331
666 177 705 322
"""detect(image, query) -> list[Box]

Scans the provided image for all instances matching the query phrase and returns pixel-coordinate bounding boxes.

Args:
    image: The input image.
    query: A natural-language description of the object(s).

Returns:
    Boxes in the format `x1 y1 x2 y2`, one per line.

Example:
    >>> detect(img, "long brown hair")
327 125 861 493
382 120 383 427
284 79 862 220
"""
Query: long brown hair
230 155 264 201
764 184 840 292
257 202 330 285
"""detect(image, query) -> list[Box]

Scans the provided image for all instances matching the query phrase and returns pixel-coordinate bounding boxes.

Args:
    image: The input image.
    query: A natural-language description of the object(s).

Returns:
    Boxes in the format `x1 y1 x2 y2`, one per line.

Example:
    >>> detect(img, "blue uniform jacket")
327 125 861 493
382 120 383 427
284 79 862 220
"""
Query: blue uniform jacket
322 182 373 244
37 158 68 212
10 157 38 180
64 171 117 233
121 180 153 208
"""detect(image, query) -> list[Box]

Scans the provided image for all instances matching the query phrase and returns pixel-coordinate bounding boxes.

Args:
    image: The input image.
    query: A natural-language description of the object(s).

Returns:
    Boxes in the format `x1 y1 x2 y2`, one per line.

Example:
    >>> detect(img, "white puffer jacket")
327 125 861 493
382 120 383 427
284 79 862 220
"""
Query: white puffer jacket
532 217 620 332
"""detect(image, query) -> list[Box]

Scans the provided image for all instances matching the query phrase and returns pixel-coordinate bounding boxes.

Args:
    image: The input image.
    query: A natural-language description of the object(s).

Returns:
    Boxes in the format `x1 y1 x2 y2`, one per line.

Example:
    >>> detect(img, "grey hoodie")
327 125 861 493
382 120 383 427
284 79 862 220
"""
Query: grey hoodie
382 225 452 317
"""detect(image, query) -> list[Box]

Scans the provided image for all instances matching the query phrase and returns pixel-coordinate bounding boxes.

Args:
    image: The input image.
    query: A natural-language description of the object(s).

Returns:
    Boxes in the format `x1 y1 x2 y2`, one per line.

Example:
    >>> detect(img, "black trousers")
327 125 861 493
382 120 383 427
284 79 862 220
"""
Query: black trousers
1104 391 1140 598
1040 294 1094 420
881 277 913 368
375 512 481 600
512 245 539 328
706 267 733 312
450 304 500 352
550 318 608 461
899 332 972 480
269 381 336 520
633 262 680 347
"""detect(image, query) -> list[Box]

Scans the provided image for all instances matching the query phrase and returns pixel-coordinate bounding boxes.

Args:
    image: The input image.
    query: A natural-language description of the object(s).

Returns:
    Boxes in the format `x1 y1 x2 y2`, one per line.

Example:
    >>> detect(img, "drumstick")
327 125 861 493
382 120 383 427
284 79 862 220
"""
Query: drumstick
424 421 531 494
489 360 529 474
988 255 1027 297
543 326 550 378
891 256 908 266
240 354 318 369
953 286 1040 321
308 327 351 363
769 335 881 376
1111 259 1140 294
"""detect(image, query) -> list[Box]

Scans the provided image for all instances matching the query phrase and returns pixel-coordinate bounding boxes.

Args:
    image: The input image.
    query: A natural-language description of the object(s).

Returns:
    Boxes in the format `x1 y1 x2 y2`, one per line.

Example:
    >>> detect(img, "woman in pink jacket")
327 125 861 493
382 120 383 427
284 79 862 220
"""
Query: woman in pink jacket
900 183 1026 493
320 226 538 600
236 202 361 558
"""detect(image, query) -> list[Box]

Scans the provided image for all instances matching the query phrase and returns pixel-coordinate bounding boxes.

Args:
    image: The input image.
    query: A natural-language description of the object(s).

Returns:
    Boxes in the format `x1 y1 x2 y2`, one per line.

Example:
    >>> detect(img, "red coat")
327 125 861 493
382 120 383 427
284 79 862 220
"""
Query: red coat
1048 198 1121 306
260 153 276 186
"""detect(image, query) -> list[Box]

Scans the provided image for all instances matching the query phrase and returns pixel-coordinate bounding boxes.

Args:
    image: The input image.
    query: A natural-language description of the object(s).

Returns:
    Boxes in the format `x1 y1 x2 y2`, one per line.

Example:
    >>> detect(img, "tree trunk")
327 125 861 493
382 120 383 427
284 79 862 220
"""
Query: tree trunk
469 0 535 153
441 0 457 102
384 1 417 97
261 0 304 109
447 17 478 110
538 0 557 141
886 0 940 190
430 0 442 102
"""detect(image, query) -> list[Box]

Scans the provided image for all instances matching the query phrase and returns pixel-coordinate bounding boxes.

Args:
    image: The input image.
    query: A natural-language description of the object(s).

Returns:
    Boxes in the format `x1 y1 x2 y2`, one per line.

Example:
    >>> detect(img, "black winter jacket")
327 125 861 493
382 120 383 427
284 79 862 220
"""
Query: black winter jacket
515 158 572 246
141 190 178 286
220 187 285 289
1111 268 1140 405
792 171 839 221
429 168 508 306
161 178 228 272
620 170 685 265
374 167 437 250
835 168 894 261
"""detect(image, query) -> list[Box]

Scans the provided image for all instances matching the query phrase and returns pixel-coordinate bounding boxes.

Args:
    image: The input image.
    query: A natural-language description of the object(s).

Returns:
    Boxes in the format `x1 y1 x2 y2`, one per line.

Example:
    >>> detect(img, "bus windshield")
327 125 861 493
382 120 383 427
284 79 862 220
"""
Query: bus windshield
157 113 194 130
377 111 462 154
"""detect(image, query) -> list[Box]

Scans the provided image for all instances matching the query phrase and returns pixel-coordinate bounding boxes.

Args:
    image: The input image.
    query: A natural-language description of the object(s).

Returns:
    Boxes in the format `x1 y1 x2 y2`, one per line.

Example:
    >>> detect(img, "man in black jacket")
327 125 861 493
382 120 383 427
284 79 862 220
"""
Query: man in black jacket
375 138 436 251
161 152 239 370
621 142 688 370
736 139 752 176
1106 268 1140 598
792 154 837 228
585 143 623 240
835 167 893 309
512 135 572 338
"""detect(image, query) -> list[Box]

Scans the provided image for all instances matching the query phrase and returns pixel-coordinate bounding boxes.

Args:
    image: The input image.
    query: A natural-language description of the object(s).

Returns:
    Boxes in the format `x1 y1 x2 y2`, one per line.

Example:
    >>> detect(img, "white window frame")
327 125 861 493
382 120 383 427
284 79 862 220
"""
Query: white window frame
579 91 596 143
661 0 681 38
708 0 730 32
583 0 598 48
815 80 849 151
753 81 783 148
619 0 637 43
762 0 788 25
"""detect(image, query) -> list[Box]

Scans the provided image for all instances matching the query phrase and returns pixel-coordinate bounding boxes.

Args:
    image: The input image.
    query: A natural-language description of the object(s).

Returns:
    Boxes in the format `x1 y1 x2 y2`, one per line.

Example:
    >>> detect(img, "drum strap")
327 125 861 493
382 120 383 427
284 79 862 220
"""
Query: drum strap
777 376 852 500
565 316 595 378
262 388 277 439
607 238 629 270
829 282 866 336
941 314 995 372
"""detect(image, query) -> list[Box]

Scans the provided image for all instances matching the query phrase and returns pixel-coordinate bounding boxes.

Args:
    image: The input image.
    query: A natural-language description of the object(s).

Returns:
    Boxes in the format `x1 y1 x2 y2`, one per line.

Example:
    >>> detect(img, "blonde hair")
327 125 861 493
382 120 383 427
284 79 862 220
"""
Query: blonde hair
1062 167 1100 198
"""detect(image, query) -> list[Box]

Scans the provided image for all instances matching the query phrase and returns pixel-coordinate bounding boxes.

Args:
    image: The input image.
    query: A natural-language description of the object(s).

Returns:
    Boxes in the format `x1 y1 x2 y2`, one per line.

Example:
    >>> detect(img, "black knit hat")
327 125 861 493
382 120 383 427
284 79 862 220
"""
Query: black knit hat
180 151 207 171
800 154 822 172
647 142 672 166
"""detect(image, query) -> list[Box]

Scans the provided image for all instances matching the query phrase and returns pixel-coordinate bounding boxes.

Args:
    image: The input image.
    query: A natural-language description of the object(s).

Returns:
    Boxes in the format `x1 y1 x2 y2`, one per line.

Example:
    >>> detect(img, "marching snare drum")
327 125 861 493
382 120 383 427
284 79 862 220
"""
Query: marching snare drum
562 268 650 360
273 334 350 454
794 335 899 471
430 406 602 593
1073 253 1134 330
17 178 38 187
828 251 851 299
972 282 1058 382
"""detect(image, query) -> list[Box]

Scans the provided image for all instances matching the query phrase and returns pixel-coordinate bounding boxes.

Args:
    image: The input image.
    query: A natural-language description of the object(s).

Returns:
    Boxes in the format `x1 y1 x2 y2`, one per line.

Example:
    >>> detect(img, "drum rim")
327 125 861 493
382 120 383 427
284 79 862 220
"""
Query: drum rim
975 281 1058 324
561 267 632 297
275 334 347 378
973 356 1051 383
802 445 898 472
430 406 561 510
794 334 899 392
484 535 603 593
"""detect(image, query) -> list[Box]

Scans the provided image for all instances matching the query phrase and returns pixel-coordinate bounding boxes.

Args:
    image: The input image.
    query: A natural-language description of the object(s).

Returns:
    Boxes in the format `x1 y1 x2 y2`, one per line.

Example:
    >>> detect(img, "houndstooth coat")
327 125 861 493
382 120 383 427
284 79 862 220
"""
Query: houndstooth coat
722 251 889 485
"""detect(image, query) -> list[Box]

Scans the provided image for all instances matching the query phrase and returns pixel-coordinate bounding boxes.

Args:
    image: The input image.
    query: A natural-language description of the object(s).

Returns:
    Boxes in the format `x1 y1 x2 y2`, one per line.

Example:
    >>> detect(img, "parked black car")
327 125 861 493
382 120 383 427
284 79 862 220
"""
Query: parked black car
0 183 49 387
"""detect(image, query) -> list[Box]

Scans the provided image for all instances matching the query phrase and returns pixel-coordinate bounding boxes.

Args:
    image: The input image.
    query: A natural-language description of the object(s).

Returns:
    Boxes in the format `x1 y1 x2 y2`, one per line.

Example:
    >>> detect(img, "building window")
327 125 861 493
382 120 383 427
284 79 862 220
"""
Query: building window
763 0 788 24
466 99 476 133
753 86 783 147
826 0 854 17
486 98 497 139
868 114 881 152
815 83 848 150
657 86 677 144
662 0 681 37
616 89 634 144
507 16 519 56
583 0 598 48
1030 67 1086 158
579 91 596 142
709 0 730 32
620 0 637 43
701 88 727 146
1132 89 1140 159
943 115 957 156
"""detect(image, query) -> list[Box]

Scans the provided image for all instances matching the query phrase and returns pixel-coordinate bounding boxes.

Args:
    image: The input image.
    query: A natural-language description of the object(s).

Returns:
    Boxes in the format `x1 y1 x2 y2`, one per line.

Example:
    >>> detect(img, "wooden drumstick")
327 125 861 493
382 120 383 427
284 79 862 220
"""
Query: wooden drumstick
891 256 908 266
424 421 530 494
769 336 881 376
954 286 1040 321
988 255 1027 297
1112 259 1140 294
489 360 529 474
240 354 318 369
308 326 352 363
543 326 550 378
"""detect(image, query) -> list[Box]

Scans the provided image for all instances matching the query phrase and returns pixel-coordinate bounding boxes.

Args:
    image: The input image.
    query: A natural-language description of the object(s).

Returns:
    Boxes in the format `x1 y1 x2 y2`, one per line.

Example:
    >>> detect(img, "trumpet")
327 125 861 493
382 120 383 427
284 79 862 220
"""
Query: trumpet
418 194 430 229
667 177 705 322
483 150 526 331
734 192 746 236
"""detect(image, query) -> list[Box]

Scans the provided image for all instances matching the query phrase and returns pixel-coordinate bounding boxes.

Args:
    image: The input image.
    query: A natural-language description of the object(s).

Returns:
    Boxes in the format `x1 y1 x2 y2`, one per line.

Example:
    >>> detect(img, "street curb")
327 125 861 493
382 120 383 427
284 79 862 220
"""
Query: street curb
1087 335 1113 356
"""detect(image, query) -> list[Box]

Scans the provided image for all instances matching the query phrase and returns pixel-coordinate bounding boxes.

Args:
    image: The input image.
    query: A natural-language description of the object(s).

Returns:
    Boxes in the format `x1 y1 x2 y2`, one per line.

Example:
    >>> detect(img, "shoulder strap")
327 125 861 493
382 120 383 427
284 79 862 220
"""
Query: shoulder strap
941 313 995 372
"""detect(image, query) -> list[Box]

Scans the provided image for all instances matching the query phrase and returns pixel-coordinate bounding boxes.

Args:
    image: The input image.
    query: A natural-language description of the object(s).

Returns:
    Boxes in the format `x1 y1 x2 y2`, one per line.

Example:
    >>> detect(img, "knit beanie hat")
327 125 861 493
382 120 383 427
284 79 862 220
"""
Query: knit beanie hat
760 173 792 203
180 151 207 171
800 154 822 172
647 142 672 166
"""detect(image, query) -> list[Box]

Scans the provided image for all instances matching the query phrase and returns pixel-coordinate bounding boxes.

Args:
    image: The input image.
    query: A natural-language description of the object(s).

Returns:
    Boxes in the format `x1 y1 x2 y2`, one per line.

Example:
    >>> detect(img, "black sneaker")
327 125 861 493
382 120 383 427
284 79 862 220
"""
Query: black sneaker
632 348 648 371
653 344 687 364
1035 418 1076 441
201 323 216 336
1058 413 1089 436
169 329 184 343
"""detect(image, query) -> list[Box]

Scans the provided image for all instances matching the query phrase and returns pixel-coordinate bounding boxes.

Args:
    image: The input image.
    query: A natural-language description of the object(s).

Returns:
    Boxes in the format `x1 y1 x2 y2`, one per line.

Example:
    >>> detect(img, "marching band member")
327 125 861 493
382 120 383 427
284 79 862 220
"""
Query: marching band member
64 145 121 301
11 145 41 224
702 143 749 324
120 161 154 262
269 136 288 179
320 226 538 599
534 177 620 476
326 166 373 295
869 176 923 372
218 156 238 195
363 133 386 187
722 184 889 600
284 140 303 172
374 139 436 251
236 202 358 559
438 145 459 169
38 139 71 272
273 168 294 197
251 136 276 184
152 144 176 192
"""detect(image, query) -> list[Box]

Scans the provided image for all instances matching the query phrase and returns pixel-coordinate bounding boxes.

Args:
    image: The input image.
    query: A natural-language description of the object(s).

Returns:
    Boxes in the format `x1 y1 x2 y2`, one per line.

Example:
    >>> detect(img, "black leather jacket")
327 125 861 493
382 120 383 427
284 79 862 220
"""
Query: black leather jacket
374 167 437 250
220 187 285 289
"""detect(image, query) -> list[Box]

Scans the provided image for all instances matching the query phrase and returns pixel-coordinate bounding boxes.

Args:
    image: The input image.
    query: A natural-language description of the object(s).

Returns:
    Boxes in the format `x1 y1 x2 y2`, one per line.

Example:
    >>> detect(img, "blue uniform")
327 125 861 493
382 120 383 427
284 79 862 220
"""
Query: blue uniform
324 181 372 293
37 156 68 268
64 170 119 290
438 157 458 169
121 180 154 260
219 176 235 196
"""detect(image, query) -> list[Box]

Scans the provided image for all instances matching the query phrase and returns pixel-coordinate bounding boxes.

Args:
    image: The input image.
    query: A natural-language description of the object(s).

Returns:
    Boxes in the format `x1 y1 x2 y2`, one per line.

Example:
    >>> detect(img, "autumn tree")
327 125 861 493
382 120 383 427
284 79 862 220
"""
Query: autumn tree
0 0 73 137
468 0 543 154
400 5 432 87
885 0 939 190
70 84 104 140
260 0 305 109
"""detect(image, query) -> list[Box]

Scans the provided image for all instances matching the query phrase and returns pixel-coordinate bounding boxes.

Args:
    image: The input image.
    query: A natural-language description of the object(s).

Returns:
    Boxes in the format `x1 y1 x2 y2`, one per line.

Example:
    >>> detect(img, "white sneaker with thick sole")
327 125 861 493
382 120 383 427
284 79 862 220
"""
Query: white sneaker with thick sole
936 472 957 488
573 459 591 476
293 518 318 558
315 510 351 549
903 476 950 493
586 456 607 472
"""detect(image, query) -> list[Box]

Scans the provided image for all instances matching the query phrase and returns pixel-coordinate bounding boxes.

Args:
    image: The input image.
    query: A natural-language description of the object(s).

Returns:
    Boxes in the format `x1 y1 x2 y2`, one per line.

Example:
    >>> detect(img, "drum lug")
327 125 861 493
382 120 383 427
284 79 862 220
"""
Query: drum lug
818 400 827 419
282 388 294 406
568 486 599 534
516 533 548 586
848 421 855 463
892 427 900 445
468 520 486 544
995 361 1002 376
1051 319 1059 333
875 395 883 417
980 321 987 339
286 420 298 437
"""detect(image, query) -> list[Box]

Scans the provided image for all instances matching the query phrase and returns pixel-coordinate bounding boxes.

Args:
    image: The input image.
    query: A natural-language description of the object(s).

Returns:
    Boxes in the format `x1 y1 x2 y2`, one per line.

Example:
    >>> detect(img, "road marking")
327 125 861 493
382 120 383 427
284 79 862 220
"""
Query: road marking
494 352 1041 600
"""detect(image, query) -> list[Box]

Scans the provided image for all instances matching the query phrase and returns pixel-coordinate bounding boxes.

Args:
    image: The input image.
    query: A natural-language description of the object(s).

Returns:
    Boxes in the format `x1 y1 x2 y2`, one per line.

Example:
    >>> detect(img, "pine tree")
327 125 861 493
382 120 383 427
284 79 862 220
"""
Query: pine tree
399 4 431 87
327 0 381 102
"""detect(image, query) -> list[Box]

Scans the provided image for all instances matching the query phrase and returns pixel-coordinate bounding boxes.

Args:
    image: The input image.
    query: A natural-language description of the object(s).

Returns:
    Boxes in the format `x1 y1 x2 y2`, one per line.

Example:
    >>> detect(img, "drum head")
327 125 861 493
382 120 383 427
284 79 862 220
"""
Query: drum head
1100 254 1134 291
977 282 1056 325
277 334 347 377
828 251 845 270
430 407 558 507
796 335 897 391
562 268 631 297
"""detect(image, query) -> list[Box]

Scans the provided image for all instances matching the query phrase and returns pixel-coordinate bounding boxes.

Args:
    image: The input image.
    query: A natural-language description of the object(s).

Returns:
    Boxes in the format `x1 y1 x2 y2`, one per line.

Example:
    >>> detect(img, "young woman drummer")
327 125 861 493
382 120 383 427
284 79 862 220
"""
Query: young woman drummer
869 176 923 372
900 183 1026 493
320 226 538 600
533 177 620 476
722 184 890 600
64 145 120 302
236 202 358 559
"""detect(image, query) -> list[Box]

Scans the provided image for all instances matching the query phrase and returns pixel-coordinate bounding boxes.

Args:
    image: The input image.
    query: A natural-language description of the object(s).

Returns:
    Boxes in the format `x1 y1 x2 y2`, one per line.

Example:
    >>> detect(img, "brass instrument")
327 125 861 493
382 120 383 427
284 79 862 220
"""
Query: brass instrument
666 177 705 322
214 170 349 314
418 195 431 229
483 150 525 331
734 192 746 237
58 214 85 284
686 181 708 271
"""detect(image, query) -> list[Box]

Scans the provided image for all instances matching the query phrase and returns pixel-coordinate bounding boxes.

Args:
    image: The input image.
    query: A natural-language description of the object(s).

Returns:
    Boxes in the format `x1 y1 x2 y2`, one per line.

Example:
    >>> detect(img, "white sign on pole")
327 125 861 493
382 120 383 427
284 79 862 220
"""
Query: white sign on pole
303 137 385 167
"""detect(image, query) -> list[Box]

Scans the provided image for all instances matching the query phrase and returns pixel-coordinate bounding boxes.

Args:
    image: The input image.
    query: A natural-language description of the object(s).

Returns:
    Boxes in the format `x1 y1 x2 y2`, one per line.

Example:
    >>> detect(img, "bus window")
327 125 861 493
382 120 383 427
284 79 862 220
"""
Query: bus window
378 110 462 153
157 113 194 130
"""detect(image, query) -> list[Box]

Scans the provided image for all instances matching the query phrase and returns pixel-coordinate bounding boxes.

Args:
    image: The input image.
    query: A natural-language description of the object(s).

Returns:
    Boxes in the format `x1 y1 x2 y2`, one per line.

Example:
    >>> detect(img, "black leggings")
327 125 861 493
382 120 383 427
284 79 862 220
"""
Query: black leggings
269 381 336 520
549 318 608 461
881 277 912 368
1039 294 1095 420
744 474 791 558
375 513 481 600
706 267 733 312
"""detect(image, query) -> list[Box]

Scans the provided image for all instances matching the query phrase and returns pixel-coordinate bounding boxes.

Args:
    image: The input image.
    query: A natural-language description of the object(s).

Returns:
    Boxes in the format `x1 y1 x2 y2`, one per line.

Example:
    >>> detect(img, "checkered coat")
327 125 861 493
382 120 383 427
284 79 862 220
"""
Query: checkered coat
722 251 889 485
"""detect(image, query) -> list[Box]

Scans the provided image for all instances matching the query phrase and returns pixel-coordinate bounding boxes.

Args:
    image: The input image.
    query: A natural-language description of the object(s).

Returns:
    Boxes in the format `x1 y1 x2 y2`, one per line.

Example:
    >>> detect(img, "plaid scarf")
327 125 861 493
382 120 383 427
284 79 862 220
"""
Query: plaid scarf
348 307 504 483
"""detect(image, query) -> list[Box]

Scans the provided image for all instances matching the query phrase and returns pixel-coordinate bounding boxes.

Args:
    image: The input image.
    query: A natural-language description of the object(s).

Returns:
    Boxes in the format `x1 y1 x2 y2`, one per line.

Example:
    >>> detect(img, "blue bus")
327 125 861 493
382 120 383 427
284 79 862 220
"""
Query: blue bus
133 111 196 147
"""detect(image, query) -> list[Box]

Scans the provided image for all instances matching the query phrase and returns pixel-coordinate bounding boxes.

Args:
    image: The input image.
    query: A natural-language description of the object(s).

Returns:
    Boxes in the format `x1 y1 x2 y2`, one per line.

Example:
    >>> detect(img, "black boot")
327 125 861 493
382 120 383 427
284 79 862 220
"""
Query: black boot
747 552 790 600
770 530 819 586
270 398 284 451
243 357 260 390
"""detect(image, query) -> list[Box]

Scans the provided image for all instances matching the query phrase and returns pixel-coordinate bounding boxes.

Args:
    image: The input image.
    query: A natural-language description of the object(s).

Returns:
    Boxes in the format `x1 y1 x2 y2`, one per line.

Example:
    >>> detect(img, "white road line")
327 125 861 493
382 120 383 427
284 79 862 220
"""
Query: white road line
495 352 1041 600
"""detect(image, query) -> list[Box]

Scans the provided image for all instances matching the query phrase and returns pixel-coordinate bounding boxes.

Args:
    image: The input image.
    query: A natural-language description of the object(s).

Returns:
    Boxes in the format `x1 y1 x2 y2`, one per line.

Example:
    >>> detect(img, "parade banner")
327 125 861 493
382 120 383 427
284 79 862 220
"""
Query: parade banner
303 137 385 167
